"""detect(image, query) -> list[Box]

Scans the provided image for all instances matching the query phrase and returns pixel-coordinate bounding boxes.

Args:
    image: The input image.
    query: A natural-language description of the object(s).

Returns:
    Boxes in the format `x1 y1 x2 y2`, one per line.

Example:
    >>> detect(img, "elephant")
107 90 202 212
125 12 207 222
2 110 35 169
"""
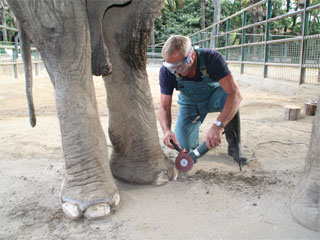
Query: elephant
291 96 320 232
7 0 175 220
7 0 320 229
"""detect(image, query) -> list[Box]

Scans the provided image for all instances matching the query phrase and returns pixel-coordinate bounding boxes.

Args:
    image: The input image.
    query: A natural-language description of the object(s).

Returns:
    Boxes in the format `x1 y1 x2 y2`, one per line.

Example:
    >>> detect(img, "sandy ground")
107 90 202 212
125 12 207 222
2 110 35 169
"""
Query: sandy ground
0 65 320 240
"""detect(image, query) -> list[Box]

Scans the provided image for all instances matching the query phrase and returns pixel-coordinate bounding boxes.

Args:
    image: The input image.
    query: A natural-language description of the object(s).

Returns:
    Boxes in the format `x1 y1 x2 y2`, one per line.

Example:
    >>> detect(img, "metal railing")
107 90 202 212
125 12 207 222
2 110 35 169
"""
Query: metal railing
188 0 320 85
0 25 45 80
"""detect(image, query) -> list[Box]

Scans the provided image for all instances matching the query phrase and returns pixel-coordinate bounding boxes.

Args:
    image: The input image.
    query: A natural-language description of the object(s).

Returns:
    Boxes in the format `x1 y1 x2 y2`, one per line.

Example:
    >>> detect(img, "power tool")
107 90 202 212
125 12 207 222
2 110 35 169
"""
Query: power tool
170 133 245 172
170 140 209 172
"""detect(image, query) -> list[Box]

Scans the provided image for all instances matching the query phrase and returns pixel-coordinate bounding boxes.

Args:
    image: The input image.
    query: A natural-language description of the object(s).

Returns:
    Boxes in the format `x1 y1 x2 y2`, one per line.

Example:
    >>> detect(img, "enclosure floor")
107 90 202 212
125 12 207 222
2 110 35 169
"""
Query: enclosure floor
0 66 319 239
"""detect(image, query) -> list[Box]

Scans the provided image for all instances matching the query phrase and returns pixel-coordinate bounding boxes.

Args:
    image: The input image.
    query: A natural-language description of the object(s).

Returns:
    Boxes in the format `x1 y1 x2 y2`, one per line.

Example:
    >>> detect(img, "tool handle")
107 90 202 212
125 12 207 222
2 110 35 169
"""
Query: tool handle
194 141 210 156
170 139 182 152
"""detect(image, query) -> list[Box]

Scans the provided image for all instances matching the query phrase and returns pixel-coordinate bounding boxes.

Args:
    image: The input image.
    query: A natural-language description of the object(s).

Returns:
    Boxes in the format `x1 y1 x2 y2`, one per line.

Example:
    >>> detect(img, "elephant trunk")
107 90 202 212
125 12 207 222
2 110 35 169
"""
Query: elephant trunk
19 23 36 127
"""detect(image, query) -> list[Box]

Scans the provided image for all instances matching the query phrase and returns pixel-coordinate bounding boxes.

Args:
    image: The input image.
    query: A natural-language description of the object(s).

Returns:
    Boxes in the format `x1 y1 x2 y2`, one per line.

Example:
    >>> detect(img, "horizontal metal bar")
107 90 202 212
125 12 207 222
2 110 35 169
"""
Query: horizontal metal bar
227 60 308 68
146 53 162 57
266 36 303 44
192 3 320 40
228 9 304 35
215 45 242 50
0 62 23 65
0 45 16 49
304 34 320 39
0 25 18 32
0 60 43 65
155 3 320 49
0 45 37 50
306 3 320 12
227 61 242 64
302 64 320 68
268 9 304 23
265 62 300 67
240 61 264 65
216 36 304 51
189 0 267 37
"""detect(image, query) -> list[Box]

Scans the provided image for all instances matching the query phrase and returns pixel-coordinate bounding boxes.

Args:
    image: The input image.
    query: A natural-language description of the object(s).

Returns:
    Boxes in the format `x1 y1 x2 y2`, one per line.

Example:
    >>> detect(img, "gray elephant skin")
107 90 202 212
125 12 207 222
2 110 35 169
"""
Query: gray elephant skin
7 0 174 220
291 96 320 232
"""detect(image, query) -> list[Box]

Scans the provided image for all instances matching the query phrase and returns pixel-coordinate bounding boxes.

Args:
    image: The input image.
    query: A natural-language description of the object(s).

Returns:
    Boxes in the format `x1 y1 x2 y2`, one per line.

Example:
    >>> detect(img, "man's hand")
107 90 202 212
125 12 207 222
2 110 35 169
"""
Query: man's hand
206 125 224 149
163 130 181 150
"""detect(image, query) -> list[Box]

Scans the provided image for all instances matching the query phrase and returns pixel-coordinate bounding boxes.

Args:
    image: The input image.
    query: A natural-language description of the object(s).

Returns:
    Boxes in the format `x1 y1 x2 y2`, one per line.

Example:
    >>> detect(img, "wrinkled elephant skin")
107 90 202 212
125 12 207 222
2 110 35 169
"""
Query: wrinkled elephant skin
291 96 320 232
7 0 174 220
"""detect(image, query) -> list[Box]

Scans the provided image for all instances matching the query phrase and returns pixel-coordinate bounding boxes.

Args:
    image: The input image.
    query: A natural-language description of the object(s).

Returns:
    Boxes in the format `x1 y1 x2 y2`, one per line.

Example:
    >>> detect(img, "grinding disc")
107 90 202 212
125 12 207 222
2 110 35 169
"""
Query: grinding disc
175 152 194 172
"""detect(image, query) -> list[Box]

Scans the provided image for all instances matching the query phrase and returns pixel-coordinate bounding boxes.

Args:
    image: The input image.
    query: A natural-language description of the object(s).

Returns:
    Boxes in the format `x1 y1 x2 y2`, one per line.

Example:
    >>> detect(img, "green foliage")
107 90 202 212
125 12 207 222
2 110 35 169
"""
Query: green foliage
155 0 320 45
156 0 227 43
155 0 245 44
0 3 16 42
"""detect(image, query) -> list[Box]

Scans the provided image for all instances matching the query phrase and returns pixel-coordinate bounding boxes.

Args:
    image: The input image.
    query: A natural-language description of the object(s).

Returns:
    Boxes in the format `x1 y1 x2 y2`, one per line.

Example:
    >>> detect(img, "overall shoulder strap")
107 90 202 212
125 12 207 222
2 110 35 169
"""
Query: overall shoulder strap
198 48 209 79
175 73 183 90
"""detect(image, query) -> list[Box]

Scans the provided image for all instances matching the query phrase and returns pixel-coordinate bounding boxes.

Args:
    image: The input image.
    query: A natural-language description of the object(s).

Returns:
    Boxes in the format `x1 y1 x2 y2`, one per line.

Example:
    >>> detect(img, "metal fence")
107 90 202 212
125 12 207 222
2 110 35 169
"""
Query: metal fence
188 0 320 85
0 25 47 81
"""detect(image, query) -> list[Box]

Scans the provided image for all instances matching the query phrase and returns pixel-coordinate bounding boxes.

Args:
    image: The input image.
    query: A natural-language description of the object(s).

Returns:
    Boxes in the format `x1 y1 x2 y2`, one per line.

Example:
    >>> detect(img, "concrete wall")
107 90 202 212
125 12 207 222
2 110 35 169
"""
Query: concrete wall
0 61 48 82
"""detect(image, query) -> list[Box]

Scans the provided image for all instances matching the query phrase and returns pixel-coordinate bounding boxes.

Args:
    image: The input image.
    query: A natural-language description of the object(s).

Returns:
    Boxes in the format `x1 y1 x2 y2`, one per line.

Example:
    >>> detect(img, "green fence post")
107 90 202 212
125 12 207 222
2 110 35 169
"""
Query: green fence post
299 0 310 84
206 30 209 48
264 0 272 78
215 25 218 48
241 11 247 74
199 32 202 48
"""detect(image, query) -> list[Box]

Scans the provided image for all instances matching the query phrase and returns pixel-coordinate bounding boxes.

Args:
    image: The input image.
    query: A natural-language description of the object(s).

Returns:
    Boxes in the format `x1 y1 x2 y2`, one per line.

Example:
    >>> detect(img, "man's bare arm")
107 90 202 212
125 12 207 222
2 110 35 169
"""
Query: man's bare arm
216 73 242 126
158 93 180 149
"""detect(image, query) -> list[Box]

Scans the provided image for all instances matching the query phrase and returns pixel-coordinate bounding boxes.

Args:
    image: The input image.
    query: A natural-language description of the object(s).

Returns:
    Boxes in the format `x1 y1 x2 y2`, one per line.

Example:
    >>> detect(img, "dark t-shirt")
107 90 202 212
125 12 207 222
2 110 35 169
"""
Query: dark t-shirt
159 48 231 95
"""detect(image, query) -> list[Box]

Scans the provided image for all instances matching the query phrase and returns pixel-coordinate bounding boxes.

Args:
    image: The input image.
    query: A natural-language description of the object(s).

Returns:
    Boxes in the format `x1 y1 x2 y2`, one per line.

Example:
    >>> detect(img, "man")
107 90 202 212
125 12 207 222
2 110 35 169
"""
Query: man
158 35 249 167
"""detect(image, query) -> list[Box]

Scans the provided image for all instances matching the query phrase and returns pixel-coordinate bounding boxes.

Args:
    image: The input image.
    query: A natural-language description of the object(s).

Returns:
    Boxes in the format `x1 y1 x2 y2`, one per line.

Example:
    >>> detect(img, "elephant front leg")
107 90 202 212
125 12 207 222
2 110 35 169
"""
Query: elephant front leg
6 0 119 220
55 78 119 220
104 73 176 186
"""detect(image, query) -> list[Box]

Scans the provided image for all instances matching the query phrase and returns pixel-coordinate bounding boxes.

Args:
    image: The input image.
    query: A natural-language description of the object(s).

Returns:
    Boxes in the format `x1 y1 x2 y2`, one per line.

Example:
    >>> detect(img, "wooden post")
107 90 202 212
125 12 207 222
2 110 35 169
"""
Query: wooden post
284 105 301 121
305 102 317 116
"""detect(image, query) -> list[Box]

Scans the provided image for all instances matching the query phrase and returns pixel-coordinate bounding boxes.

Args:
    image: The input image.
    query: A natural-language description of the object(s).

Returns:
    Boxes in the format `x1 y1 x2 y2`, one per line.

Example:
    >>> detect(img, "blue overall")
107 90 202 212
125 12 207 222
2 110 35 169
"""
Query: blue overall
174 49 228 151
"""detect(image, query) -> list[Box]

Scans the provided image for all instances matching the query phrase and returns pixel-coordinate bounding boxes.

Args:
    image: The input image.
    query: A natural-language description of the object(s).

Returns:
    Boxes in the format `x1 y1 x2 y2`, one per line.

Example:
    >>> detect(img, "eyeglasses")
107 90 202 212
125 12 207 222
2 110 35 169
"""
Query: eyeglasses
163 47 193 74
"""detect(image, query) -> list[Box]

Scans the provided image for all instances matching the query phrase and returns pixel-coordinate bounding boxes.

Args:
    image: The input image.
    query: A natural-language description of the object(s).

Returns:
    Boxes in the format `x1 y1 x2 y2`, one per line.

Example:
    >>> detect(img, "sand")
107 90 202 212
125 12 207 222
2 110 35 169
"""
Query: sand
0 65 319 239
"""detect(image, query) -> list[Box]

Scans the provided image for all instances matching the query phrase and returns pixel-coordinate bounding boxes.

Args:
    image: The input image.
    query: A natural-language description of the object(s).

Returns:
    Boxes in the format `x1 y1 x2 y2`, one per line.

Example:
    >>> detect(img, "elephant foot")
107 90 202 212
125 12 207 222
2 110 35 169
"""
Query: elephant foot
110 155 176 185
291 166 320 232
153 170 170 186
84 203 111 220
62 202 82 220
62 193 120 220
60 173 120 220
154 167 179 186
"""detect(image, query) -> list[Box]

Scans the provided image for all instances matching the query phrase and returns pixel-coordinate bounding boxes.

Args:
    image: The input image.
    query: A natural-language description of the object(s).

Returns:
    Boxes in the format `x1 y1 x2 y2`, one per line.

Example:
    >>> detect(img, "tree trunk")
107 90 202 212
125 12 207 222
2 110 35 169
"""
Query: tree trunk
200 0 205 48
252 13 258 43
103 0 174 184
291 96 320 232
210 0 220 49
284 0 291 32
1 4 7 42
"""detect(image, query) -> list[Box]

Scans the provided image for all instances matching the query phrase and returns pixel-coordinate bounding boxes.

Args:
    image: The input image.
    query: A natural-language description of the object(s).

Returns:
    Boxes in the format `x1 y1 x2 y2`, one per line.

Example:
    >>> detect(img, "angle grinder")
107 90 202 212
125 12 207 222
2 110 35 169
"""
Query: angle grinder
170 140 209 172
